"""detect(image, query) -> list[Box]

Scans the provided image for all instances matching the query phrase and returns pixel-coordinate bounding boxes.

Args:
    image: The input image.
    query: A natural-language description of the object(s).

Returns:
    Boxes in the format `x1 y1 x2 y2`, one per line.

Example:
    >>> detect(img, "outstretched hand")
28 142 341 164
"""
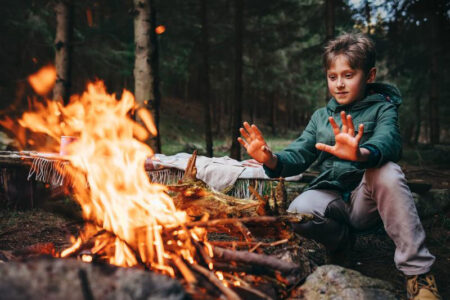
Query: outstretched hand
238 122 276 167
315 111 365 161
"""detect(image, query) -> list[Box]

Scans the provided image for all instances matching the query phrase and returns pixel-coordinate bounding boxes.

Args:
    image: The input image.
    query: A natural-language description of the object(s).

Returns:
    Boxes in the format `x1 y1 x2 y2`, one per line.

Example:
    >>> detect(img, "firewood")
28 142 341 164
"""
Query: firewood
212 246 300 276
190 264 241 300
170 254 197 285
275 178 287 213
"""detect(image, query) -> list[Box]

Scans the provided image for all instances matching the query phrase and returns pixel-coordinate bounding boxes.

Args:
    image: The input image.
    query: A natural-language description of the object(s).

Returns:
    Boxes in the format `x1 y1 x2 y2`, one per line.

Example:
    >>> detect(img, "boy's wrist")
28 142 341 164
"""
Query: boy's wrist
264 153 278 170
357 147 371 162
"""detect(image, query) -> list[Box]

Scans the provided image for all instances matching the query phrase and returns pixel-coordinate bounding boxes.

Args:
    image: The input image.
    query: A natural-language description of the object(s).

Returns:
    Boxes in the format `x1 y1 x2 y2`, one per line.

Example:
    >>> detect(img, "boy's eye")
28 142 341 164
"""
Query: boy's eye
345 73 353 78
328 75 336 80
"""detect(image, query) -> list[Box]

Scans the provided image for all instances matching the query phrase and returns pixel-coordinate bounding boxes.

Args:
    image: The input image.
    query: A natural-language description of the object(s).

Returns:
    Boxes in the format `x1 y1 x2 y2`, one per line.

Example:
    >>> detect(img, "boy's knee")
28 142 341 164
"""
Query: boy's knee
287 189 341 218
365 162 405 189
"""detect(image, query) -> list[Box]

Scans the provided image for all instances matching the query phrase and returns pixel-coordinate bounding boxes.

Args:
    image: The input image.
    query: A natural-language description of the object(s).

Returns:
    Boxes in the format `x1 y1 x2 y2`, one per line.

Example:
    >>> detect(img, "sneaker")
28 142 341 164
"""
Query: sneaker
406 273 441 300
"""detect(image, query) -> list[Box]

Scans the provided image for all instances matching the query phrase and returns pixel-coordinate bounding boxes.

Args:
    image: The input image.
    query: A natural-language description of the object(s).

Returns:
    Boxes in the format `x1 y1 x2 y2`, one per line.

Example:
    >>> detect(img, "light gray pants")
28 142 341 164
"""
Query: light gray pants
288 162 435 275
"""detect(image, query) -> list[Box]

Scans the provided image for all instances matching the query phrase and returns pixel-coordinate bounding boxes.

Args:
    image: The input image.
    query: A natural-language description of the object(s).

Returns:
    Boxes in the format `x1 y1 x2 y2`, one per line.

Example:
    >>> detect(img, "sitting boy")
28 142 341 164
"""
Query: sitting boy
238 33 440 300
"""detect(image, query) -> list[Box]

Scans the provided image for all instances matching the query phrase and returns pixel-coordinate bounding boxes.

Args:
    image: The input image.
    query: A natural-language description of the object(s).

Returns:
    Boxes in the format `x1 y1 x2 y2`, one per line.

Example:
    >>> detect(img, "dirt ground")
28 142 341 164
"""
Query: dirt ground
0 165 448 299
0 209 448 299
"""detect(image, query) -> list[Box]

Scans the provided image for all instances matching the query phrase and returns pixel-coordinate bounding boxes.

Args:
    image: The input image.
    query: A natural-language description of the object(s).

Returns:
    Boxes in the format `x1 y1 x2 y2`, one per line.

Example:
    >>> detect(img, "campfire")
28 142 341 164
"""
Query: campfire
2 66 313 299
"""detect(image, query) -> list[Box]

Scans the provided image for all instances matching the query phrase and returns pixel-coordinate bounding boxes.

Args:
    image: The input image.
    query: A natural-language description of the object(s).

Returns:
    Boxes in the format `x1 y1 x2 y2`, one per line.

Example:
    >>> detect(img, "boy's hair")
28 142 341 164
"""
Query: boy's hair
323 33 376 74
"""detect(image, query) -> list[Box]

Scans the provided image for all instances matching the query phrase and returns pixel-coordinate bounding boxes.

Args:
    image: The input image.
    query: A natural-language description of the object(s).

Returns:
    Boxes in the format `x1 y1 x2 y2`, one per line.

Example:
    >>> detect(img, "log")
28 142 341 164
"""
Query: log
212 246 300 275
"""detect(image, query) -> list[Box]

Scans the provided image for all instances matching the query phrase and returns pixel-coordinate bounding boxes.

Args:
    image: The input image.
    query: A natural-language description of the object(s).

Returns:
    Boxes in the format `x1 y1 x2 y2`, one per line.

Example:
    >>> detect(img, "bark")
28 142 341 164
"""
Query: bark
200 0 213 157
429 2 440 144
230 0 244 160
53 0 73 105
364 0 371 34
133 0 160 152
413 92 422 145
324 0 334 102
269 93 276 135
324 0 335 42
149 0 162 152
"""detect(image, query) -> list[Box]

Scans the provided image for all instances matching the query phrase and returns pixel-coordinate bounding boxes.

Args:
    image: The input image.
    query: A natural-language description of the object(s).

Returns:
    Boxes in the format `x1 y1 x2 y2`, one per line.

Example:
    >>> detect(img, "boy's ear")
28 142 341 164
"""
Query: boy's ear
366 67 377 83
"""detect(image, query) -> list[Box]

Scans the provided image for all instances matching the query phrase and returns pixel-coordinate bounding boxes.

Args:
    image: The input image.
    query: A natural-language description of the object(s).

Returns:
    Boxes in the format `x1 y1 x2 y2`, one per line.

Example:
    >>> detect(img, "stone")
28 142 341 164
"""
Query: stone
0 257 187 300
295 265 396 300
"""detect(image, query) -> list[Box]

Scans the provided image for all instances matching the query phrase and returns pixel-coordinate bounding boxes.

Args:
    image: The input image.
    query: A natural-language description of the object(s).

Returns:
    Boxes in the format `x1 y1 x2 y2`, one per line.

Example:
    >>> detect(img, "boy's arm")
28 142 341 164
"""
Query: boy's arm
360 103 402 166
263 111 320 178
315 105 401 166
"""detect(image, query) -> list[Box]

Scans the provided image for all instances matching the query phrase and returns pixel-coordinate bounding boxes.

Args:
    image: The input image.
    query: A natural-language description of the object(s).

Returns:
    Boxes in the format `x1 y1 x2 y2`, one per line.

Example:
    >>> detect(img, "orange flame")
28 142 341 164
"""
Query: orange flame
15 72 205 273
28 65 56 96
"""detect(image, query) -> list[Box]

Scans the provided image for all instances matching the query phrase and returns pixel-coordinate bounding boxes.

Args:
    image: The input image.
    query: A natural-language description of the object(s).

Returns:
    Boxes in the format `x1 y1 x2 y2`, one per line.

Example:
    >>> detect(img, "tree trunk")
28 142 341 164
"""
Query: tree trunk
429 2 440 145
149 0 162 152
230 0 244 160
200 0 213 157
324 0 334 103
269 93 276 135
413 93 422 145
325 0 335 42
53 0 73 105
133 0 161 152
364 0 371 34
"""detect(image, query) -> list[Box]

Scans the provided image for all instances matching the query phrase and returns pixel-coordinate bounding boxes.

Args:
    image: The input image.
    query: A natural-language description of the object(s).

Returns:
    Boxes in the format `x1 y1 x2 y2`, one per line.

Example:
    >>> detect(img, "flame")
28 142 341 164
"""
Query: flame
28 65 56 96
15 70 208 274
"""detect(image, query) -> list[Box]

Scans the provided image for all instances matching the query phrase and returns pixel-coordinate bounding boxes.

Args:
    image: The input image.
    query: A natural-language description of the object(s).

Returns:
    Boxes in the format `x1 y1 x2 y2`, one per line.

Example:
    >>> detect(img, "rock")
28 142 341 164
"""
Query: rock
295 265 396 300
413 189 450 218
0 257 187 300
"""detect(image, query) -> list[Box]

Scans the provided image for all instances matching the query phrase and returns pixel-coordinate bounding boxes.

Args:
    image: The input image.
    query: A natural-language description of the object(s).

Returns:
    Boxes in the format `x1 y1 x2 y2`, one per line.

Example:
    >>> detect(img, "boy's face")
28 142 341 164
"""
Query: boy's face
326 55 376 106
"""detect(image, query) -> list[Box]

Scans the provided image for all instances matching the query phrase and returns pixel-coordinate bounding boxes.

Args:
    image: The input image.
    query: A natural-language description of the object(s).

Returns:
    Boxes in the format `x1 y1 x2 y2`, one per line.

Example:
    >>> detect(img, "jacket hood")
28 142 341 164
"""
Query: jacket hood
327 82 402 112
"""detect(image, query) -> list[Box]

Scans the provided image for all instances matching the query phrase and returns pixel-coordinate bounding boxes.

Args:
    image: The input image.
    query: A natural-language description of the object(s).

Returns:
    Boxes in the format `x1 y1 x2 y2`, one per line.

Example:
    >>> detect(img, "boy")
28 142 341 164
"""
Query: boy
238 33 441 300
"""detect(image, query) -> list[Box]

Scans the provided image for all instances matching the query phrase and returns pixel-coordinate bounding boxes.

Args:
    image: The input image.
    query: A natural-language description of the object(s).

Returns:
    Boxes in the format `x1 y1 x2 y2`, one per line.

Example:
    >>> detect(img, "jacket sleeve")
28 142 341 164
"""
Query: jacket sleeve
360 103 402 167
264 110 320 178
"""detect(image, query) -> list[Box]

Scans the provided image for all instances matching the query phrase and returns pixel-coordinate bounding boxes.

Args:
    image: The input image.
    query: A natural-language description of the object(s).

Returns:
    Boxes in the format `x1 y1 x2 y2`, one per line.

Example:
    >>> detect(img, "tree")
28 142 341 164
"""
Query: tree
230 0 244 160
53 0 73 104
133 0 161 152
200 0 213 157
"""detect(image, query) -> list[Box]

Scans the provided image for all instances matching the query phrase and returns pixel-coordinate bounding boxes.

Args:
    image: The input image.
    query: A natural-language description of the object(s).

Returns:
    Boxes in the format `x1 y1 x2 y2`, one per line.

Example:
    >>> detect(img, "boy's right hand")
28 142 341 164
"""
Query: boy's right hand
237 122 277 169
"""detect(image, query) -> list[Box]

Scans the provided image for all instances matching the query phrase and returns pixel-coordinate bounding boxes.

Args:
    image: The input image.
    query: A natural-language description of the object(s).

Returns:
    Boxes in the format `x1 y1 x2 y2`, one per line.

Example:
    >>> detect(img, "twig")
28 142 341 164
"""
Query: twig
235 221 253 243
170 254 197 285
190 264 241 300
223 272 274 300
249 242 262 253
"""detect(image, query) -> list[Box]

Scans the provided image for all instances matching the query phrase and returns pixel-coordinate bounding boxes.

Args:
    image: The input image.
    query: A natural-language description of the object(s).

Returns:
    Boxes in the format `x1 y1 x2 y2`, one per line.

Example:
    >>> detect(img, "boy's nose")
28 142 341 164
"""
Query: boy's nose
337 78 345 88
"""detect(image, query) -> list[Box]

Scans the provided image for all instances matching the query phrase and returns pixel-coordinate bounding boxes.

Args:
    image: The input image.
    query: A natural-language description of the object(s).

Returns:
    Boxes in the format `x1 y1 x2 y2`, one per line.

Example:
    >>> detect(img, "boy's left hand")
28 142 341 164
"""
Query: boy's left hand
315 111 365 161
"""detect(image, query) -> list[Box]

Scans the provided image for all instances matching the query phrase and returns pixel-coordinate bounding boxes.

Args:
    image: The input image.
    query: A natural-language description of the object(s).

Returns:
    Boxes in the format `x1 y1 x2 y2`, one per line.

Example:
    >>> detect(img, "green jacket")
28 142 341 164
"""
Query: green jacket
265 83 403 193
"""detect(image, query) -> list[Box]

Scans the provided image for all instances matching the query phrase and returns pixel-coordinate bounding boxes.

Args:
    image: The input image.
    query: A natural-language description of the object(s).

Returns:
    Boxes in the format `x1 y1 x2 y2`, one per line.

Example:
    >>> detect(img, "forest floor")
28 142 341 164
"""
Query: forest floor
0 163 448 299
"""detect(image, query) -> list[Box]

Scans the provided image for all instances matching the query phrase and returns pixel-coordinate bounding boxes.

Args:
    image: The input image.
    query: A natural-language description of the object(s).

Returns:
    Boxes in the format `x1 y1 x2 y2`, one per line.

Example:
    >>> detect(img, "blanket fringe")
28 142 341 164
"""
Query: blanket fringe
26 157 274 198
27 157 68 186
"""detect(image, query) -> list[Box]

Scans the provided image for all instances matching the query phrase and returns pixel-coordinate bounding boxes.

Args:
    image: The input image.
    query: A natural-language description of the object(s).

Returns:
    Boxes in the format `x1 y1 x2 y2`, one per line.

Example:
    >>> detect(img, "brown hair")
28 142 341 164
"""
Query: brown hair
323 33 376 74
